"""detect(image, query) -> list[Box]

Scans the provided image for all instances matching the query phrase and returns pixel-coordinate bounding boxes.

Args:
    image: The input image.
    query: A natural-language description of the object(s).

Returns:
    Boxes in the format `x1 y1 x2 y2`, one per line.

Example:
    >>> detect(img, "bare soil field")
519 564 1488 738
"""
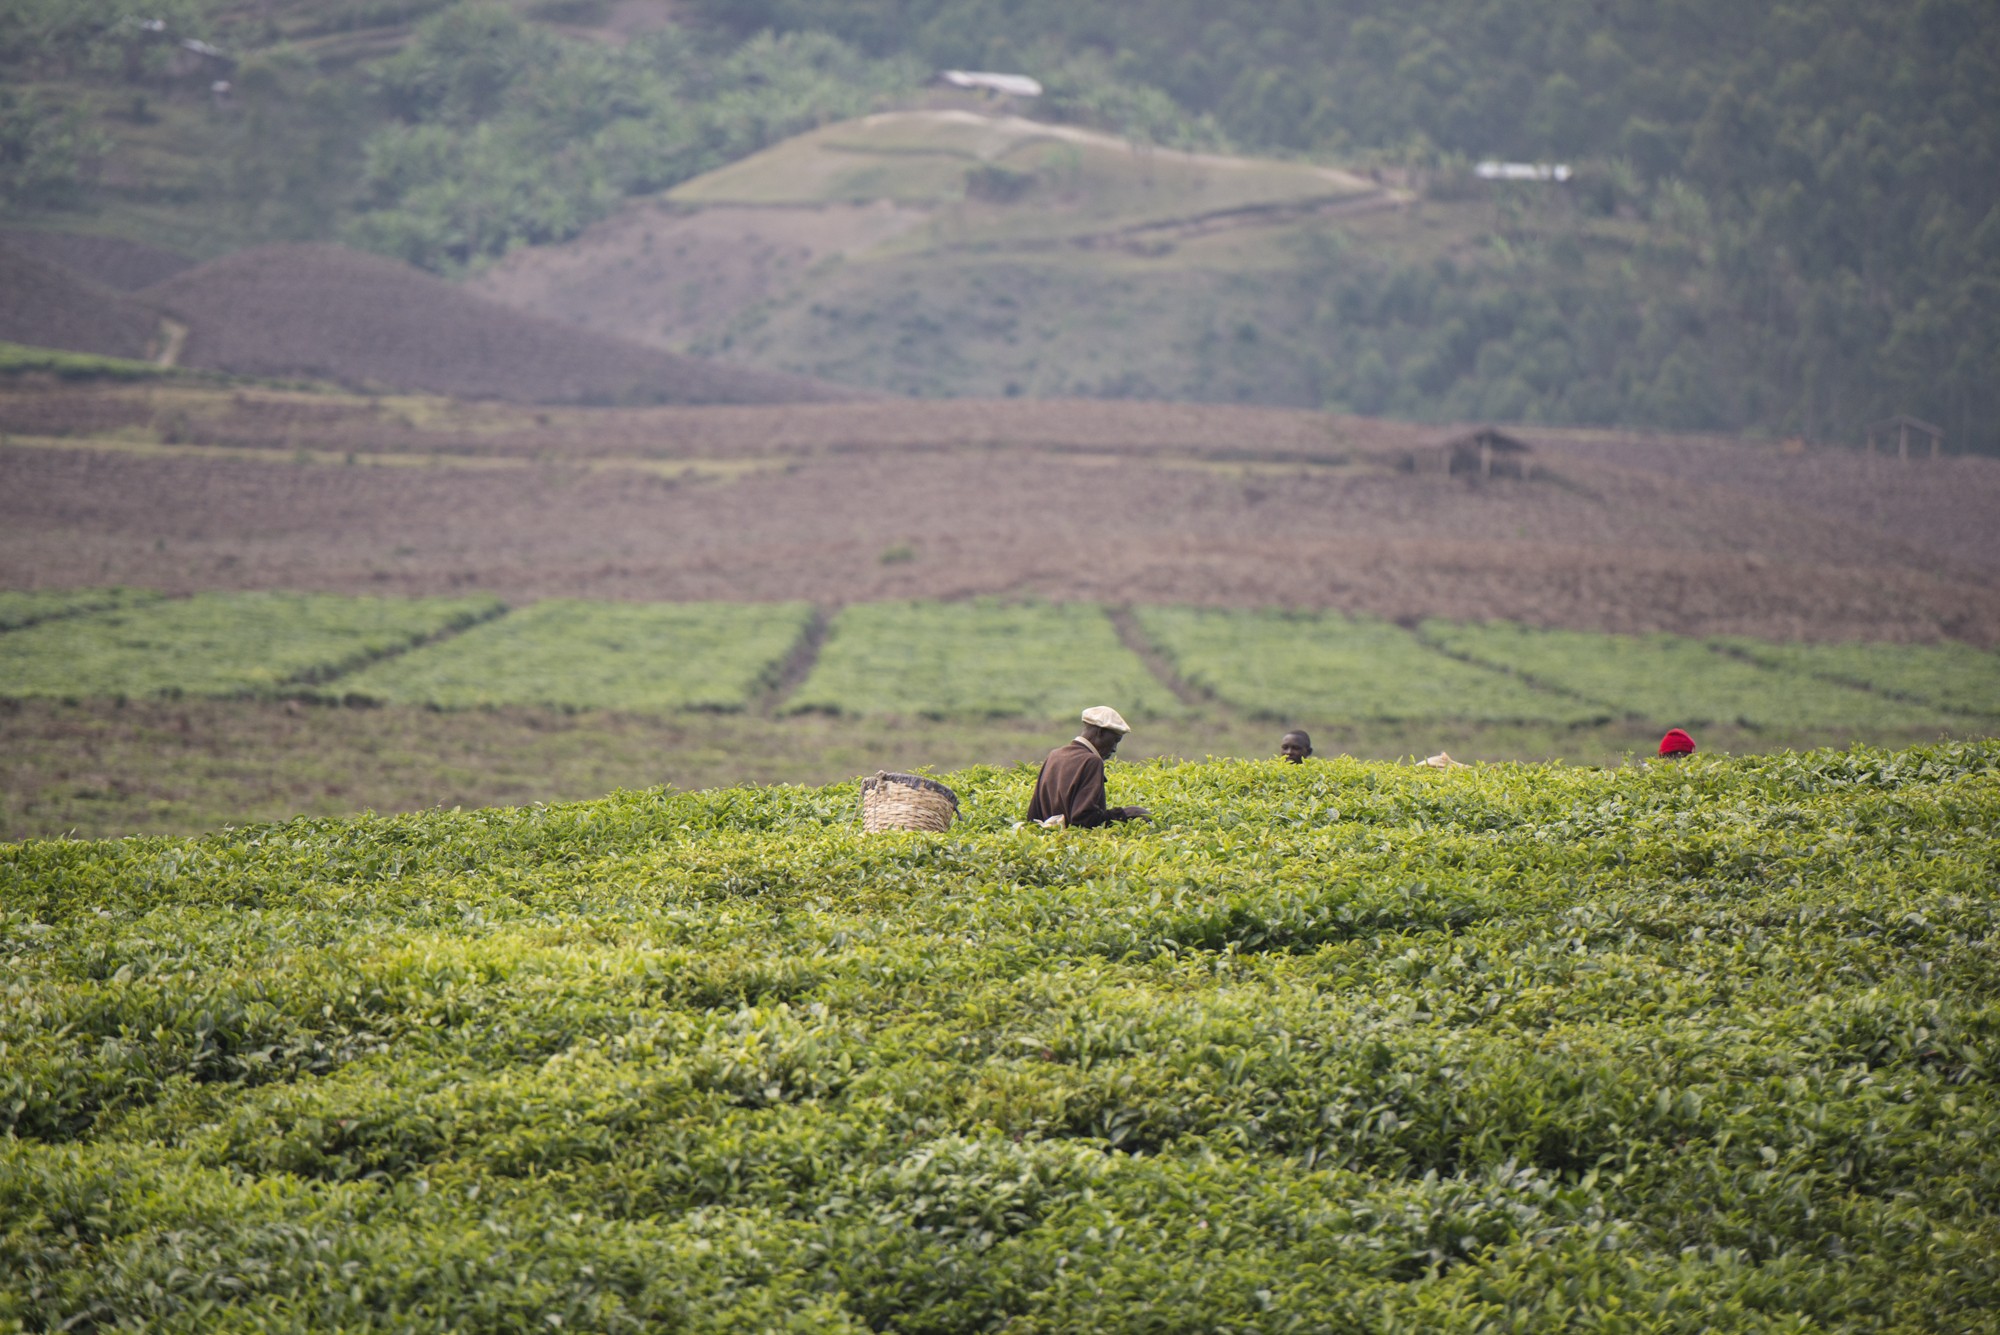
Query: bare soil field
137 243 870 405
0 229 195 291
4 386 1997 644
0 245 164 360
1530 428 2000 576
467 200 930 352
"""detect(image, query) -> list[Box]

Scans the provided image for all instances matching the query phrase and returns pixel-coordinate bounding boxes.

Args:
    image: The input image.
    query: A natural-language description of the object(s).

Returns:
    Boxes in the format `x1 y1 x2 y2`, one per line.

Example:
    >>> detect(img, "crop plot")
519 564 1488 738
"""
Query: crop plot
1717 637 2000 719
1136 606 1603 724
2 741 1996 1328
1424 620 1960 730
0 592 500 700
0 586 160 632
789 600 1185 720
332 599 813 713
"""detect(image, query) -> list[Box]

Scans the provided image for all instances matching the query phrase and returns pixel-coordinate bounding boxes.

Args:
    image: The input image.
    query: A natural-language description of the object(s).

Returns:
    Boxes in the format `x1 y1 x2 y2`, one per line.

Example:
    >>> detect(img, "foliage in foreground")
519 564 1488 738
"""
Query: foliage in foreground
329 599 813 713
0 591 501 701
1 741 1997 1330
1137 605 1603 725
790 600 1187 721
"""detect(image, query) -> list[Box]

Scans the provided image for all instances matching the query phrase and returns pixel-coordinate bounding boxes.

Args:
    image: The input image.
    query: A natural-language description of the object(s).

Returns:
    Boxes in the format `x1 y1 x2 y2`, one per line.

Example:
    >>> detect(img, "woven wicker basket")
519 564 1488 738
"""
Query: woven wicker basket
860 770 958 833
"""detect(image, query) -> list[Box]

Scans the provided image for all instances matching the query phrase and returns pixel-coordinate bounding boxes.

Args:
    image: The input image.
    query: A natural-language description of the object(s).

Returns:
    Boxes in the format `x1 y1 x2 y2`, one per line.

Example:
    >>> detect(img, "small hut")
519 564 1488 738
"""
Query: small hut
1866 415 1945 461
1430 426 1533 478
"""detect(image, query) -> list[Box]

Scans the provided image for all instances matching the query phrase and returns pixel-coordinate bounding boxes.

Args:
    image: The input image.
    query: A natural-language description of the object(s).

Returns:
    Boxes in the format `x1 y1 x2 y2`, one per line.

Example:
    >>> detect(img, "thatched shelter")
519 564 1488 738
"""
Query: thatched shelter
1866 415 1945 461
1430 426 1534 478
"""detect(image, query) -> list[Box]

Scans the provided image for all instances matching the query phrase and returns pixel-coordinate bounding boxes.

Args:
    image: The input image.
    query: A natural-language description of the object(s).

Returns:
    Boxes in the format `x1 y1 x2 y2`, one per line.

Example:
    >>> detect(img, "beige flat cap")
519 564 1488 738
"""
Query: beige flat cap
1081 705 1131 733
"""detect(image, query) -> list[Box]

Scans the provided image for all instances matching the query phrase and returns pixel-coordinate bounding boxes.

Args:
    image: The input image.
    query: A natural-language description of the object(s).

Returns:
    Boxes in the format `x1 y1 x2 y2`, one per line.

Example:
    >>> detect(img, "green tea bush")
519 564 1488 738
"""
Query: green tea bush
790 600 1186 720
0 591 501 700
2 740 1997 1329
329 599 813 712
1138 606 1604 724
1424 620 1963 731
1717 637 2000 720
0 585 159 632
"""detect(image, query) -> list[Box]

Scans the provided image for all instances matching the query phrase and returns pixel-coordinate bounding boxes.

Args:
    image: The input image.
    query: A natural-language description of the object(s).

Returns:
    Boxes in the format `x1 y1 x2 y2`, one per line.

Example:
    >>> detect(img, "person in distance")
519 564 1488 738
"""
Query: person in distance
1279 729 1313 763
1657 728 1697 760
1025 705 1151 828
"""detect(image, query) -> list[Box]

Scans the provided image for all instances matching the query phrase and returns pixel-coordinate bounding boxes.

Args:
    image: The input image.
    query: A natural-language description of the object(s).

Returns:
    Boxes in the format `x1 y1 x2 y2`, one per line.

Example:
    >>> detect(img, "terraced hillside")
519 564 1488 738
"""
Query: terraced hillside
470 109 1405 403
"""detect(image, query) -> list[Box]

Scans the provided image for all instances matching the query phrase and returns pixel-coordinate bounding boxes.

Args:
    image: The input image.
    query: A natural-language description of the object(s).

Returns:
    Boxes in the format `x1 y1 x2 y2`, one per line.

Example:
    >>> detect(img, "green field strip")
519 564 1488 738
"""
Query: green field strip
1714 637 2000 719
0 592 502 700
0 586 162 632
788 600 1188 720
1423 620 1961 730
329 599 815 712
1135 606 1606 724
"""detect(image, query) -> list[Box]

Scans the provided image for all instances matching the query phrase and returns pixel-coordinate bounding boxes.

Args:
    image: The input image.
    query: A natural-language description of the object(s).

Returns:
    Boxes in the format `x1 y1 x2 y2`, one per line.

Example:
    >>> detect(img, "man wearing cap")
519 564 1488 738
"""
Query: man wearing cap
1025 706 1151 828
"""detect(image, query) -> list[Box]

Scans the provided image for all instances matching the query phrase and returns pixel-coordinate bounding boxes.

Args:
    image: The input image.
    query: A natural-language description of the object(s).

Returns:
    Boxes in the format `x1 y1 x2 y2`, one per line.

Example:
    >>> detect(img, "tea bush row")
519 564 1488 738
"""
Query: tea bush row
1718 636 2000 720
2 742 1996 1329
329 600 814 713
1422 620 1969 730
1136 606 1604 724
788 601 1186 720
0 592 503 701
0 585 158 632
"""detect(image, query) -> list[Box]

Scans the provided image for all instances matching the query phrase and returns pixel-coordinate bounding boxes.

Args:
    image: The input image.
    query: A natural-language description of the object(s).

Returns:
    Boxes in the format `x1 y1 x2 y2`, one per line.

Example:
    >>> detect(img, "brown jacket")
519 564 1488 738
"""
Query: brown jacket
1025 737 1140 828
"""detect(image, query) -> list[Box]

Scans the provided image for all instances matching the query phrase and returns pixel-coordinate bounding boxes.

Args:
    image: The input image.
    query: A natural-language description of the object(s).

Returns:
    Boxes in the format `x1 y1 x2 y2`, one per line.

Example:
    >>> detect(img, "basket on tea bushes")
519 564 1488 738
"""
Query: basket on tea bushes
860 770 959 833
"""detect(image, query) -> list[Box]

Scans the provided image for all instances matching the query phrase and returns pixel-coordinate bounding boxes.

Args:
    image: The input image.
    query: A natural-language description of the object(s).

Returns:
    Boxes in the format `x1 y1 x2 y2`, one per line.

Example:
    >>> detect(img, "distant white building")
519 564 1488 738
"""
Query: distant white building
938 70 1044 98
1476 161 1573 182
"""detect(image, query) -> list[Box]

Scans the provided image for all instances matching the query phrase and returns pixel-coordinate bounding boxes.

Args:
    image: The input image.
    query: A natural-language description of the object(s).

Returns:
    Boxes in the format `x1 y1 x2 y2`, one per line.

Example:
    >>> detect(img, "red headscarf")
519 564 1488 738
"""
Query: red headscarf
1658 728 1696 757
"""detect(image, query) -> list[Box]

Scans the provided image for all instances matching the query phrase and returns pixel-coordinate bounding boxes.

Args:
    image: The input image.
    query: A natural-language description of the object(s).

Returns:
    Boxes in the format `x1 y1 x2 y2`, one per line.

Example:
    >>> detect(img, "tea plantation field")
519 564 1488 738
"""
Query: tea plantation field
0 592 502 700
1136 607 1604 724
0 586 159 632
328 600 815 713
3 742 1997 1329
788 601 1187 721
1718 637 2000 721
1421 621 1962 732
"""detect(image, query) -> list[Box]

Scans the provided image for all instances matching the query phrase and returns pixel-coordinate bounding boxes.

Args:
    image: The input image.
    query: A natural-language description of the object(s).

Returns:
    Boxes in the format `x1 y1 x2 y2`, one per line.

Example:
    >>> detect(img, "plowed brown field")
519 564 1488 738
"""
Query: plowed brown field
137 243 870 406
4 382 1995 644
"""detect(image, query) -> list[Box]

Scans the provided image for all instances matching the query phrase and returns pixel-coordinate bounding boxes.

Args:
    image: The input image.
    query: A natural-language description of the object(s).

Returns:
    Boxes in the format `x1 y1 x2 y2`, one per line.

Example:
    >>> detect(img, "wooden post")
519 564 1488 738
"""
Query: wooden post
1931 433 1941 460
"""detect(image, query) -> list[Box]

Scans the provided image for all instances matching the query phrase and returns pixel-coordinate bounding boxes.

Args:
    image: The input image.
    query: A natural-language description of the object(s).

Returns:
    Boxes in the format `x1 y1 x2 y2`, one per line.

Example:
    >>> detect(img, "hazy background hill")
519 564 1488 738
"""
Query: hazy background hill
2 0 1994 448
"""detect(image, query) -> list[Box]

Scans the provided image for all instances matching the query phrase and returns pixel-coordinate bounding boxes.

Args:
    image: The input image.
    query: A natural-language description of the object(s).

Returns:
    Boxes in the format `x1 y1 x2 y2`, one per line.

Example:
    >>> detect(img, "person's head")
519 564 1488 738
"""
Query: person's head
1658 728 1696 759
1280 730 1313 763
1080 705 1131 758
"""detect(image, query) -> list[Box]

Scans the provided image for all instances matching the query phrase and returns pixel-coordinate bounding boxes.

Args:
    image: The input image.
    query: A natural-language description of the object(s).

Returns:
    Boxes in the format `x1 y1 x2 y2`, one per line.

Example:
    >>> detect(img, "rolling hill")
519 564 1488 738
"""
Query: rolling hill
467 108 1408 402
0 245 166 363
139 243 874 405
